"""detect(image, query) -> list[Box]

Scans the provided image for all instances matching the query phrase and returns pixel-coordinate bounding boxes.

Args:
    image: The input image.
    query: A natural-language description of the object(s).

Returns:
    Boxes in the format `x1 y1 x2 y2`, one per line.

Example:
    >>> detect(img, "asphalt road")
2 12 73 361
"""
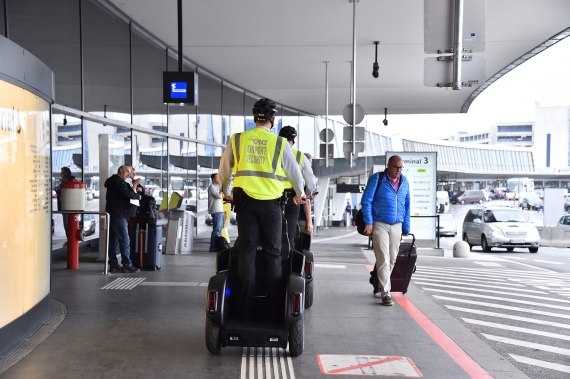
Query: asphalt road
423 201 570 378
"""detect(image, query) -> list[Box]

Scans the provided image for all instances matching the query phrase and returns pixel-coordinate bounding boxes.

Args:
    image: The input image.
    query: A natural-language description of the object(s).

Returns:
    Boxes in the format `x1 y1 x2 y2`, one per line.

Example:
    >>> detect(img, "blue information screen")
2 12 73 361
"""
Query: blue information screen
163 71 197 105
170 81 188 99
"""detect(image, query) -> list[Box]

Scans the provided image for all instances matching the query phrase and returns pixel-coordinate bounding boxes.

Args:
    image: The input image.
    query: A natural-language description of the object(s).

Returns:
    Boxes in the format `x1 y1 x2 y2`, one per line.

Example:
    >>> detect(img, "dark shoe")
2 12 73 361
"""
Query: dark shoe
122 266 140 273
382 294 394 306
109 266 122 273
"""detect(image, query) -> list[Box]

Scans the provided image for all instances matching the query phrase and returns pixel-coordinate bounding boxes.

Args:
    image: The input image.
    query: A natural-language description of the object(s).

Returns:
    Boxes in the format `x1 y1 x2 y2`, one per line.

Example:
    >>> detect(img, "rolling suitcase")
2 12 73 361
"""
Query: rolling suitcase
133 223 162 270
369 234 417 294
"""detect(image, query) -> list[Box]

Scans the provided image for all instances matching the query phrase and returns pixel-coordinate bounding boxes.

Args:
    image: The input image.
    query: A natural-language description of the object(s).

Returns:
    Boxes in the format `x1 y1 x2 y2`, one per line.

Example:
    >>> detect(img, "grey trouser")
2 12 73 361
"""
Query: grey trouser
372 221 402 294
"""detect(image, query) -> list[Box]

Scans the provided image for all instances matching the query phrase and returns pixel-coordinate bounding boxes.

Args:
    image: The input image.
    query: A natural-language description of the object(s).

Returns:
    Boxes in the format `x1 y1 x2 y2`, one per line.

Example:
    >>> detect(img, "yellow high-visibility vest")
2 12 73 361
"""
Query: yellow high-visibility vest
231 128 286 200
277 147 303 190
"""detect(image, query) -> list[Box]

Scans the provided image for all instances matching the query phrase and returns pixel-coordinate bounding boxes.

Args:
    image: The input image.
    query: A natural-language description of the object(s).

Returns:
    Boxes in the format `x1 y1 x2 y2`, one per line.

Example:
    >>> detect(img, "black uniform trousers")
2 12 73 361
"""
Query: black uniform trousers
284 202 300 253
233 192 283 320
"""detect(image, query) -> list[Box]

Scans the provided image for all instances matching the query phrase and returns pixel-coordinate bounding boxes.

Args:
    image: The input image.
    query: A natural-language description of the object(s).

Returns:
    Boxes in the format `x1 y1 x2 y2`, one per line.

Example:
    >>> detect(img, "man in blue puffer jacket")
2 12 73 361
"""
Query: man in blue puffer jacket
361 155 410 306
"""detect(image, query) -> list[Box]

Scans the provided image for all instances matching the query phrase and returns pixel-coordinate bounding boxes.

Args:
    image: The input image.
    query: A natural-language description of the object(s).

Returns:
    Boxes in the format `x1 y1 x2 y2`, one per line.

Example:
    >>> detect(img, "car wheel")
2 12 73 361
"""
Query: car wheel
481 235 491 252
506 247 514 252
462 233 473 250
288 317 304 357
205 317 221 354
529 247 539 253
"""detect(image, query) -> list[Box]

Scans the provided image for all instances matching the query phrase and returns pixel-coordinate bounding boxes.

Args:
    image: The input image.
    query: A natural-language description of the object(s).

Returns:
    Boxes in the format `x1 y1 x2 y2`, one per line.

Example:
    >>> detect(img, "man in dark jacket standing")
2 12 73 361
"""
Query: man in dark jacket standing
361 155 410 306
105 165 141 273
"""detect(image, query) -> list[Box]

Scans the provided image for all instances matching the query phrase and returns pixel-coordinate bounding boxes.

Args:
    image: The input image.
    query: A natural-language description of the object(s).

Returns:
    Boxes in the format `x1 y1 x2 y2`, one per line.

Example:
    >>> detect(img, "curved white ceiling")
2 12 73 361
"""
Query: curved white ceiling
107 0 570 116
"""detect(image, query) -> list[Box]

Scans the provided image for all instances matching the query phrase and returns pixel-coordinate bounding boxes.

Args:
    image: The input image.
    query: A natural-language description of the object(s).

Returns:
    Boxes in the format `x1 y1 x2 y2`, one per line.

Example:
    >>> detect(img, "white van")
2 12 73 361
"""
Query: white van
436 191 450 213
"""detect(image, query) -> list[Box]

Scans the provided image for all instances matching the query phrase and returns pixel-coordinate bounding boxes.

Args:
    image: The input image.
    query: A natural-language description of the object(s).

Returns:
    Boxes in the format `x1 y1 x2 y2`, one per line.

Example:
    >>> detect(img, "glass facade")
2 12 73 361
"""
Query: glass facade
497 124 533 133
3 0 564 236
2 0 326 237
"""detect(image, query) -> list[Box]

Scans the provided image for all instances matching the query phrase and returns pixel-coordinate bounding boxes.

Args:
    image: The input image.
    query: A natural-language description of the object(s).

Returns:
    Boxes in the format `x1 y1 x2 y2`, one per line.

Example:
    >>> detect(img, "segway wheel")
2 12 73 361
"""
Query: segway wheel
205 317 221 354
305 281 314 309
288 317 304 357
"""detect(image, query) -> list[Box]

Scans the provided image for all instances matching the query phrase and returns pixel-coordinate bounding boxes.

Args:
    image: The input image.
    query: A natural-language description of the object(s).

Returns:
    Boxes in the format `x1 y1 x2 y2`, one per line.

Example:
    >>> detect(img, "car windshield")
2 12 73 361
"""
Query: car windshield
485 209 526 223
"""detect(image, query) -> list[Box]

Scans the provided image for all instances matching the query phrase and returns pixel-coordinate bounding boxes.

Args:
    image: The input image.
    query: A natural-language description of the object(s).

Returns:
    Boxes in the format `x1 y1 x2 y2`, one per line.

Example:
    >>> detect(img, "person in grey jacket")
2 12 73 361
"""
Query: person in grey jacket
208 173 225 252
360 155 410 306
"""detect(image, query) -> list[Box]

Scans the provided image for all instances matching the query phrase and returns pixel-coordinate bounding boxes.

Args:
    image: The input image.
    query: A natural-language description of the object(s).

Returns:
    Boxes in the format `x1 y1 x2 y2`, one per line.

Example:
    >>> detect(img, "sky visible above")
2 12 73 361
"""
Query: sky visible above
369 36 570 140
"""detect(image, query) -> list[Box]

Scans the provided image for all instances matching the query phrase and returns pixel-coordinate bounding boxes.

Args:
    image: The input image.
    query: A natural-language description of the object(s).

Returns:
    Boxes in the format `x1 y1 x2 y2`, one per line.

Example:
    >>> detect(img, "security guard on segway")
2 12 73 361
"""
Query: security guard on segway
217 98 306 321
278 126 318 253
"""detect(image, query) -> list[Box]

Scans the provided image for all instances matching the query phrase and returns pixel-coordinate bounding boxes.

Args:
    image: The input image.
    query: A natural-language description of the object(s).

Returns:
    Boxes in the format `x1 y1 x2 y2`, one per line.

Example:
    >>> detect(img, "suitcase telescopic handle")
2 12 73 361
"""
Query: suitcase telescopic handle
401 233 415 245
401 233 415 257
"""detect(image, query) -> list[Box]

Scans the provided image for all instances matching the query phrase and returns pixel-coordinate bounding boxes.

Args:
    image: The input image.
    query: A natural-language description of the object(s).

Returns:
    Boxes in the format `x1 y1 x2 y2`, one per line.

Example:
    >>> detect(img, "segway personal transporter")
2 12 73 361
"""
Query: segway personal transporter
204 196 306 356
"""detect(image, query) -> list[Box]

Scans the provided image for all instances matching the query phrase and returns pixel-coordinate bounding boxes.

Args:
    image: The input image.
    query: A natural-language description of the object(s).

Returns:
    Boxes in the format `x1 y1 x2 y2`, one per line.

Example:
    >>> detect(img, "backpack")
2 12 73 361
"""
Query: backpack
137 194 158 225
356 171 385 236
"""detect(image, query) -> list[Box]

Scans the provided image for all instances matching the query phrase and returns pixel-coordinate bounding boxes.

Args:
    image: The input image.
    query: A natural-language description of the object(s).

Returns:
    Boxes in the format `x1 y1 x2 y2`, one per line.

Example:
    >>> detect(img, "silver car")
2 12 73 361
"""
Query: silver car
462 206 540 253
437 213 457 237
458 190 487 204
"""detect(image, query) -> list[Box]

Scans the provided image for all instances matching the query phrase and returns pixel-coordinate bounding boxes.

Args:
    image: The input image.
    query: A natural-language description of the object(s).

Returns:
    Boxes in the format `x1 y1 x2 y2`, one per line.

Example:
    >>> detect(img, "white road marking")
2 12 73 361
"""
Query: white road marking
313 231 358 243
413 276 540 292
445 305 570 329
424 288 570 309
494 259 556 273
415 270 512 284
532 259 564 265
240 347 295 379
463 318 570 341
482 334 570 356
101 277 146 290
415 282 556 301
509 354 570 374
314 263 347 269
473 262 503 267
433 296 570 319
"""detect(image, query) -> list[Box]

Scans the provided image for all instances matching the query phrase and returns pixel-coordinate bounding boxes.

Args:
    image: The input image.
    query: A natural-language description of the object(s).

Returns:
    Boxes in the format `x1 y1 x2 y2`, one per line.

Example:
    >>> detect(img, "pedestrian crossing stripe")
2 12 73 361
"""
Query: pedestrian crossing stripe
316 355 422 377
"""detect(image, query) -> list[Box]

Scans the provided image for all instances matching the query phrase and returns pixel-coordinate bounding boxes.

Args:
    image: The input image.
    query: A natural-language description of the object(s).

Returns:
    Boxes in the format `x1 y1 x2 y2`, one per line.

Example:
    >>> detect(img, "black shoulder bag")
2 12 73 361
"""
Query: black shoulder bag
356 171 384 236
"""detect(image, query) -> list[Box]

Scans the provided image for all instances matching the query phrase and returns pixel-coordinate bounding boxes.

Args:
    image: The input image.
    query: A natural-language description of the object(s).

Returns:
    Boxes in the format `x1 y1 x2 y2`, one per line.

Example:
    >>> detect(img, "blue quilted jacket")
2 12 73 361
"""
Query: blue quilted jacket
360 171 411 234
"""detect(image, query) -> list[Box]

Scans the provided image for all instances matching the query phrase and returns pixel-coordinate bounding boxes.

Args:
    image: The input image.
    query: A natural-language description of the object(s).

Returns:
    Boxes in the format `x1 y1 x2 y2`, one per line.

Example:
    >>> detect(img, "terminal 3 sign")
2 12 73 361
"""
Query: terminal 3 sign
387 151 437 240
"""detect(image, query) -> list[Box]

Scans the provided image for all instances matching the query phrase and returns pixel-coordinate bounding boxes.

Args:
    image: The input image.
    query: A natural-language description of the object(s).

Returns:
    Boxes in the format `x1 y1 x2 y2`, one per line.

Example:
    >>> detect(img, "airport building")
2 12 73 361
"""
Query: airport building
1 1 570 376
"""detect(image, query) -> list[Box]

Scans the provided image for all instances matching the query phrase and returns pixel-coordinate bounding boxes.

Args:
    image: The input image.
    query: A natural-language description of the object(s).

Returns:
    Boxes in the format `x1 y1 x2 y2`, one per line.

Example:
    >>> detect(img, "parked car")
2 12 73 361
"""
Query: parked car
556 214 570 229
462 206 540 253
519 194 543 211
437 213 457 237
565 197 570 212
457 190 487 204
82 214 96 236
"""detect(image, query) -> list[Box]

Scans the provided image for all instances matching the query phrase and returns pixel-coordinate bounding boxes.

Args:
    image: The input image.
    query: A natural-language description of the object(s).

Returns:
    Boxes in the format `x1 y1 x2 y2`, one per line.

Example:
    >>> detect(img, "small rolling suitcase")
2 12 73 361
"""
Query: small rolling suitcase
133 223 162 270
369 233 417 294
390 234 417 293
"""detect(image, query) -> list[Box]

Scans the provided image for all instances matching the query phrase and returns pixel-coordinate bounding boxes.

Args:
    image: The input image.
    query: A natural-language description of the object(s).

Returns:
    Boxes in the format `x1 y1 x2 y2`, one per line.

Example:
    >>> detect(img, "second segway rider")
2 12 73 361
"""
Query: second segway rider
217 98 306 321
278 125 318 251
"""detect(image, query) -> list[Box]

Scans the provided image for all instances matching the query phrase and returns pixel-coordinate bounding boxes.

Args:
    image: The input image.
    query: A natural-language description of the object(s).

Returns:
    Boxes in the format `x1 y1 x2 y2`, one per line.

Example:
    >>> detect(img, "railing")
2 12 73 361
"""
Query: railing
52 211 111 274
366 215 442 250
